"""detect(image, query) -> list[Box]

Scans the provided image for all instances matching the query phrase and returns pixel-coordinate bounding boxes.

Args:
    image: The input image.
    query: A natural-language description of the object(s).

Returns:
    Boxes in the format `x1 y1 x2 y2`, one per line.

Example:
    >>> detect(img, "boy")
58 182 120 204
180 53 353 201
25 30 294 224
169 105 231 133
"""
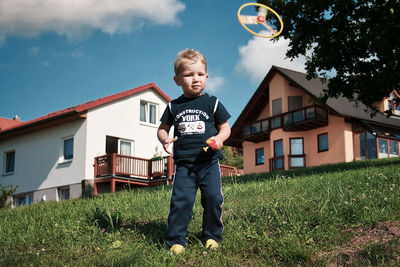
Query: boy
157 49 231 254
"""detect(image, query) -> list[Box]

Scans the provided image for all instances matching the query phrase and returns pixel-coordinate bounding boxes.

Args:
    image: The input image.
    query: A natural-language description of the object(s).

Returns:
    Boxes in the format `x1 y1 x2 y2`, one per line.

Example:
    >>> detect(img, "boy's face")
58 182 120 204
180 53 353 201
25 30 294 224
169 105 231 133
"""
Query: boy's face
174 59 208 98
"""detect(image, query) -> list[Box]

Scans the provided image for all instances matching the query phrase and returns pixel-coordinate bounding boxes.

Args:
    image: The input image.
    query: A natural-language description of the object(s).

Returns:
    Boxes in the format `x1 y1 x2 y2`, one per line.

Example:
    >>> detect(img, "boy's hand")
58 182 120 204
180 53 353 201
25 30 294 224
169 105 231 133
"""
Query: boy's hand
162 136 178 155
208 137 223 150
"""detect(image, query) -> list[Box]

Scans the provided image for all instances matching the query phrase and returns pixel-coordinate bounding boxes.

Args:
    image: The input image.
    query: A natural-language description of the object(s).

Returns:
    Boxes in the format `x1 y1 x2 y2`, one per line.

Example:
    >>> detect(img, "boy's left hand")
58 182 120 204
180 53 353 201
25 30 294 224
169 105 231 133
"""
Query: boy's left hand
208 137 223 150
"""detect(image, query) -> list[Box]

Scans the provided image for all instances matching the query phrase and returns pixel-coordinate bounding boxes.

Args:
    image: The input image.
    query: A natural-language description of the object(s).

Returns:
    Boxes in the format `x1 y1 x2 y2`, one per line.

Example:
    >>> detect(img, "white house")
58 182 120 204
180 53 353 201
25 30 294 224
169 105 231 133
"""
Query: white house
0 83 172 206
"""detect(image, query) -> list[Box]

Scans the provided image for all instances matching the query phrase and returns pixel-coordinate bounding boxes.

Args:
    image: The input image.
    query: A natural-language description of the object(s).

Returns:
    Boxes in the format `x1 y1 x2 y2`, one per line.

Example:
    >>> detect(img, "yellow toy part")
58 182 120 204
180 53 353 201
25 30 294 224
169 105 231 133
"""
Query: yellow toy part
238 2 283 38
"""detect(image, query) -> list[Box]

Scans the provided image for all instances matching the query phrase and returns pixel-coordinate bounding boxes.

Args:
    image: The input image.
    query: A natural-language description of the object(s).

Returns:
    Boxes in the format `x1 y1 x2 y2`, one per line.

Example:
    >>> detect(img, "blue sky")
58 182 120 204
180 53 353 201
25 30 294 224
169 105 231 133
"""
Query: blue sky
0 0 306 126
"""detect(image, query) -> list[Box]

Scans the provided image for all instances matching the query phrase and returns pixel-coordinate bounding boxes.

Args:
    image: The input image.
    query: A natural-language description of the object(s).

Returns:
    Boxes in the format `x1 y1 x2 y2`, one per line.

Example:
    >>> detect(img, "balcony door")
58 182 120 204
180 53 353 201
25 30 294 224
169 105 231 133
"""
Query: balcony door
106 136 134 156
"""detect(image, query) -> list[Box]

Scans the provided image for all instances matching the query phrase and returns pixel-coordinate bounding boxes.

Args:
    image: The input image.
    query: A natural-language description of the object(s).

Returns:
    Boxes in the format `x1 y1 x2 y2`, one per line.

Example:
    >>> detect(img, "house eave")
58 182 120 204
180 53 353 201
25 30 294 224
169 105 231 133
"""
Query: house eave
0 111 86 141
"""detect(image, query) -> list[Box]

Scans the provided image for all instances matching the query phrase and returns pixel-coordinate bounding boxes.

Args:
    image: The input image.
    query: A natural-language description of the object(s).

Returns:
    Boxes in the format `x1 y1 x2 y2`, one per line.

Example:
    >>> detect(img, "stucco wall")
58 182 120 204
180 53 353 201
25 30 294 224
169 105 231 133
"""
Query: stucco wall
242 73 354 174
84 89 169 180
0 119 87 196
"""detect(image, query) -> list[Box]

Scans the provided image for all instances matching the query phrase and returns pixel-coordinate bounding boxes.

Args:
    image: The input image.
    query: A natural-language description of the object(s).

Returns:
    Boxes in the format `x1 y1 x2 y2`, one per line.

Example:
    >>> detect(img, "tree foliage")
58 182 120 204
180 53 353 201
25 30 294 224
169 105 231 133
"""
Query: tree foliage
0 184 17 209
221 146 243 169
258 0 400 108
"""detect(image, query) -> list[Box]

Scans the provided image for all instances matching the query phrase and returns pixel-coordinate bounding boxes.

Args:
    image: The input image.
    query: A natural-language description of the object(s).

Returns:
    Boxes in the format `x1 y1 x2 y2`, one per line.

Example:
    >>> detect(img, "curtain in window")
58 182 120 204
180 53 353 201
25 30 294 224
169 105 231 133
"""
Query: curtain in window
389 140 399 157
149 104 156 124
378 139 389 158
140 102 147 122
120 141 132 156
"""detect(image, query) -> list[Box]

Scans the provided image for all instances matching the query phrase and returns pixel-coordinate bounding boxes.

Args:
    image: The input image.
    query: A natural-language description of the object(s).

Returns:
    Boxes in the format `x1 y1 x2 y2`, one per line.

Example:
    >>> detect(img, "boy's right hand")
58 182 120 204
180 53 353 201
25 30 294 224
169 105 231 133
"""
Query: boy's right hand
163 136 178 155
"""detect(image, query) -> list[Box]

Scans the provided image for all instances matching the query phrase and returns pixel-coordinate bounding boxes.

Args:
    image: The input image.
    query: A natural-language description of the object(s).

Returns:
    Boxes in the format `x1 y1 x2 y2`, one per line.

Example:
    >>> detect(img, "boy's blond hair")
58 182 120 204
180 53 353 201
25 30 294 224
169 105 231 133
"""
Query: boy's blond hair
174 49 207 76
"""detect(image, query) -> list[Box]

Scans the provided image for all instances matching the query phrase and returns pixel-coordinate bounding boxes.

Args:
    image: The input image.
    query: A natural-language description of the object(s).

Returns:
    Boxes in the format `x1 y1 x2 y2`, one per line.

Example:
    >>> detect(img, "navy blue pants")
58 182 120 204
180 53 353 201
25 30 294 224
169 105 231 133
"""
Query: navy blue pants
166 160 224 247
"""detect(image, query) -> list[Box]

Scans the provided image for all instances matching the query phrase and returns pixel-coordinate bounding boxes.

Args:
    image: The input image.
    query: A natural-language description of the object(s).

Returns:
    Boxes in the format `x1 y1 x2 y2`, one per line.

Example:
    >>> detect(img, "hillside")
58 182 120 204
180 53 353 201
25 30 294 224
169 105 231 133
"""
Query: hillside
1 158 400 266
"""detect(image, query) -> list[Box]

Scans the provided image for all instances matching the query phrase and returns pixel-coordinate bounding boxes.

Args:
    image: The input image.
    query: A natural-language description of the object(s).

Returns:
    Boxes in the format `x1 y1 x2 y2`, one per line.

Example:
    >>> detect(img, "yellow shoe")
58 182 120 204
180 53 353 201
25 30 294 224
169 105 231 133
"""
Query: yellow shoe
205 239 219 250
170 244 185 254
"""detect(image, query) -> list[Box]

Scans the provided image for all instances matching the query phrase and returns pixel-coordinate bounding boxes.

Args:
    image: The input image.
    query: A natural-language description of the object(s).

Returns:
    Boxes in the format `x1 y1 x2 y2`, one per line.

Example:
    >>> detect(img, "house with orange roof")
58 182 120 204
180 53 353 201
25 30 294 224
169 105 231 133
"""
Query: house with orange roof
0 83 174 206
228 66 400 175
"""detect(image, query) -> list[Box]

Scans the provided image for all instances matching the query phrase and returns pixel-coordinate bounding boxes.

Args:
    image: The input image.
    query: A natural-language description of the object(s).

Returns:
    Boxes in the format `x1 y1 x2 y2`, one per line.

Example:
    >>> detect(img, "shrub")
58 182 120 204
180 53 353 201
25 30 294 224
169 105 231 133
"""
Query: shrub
0 184 18 209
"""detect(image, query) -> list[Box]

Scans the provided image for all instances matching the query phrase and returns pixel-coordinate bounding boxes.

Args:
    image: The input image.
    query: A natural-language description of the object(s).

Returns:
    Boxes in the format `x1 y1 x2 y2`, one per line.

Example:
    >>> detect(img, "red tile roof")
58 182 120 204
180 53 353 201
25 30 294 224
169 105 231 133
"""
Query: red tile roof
0 82 171 137
0 117 24 131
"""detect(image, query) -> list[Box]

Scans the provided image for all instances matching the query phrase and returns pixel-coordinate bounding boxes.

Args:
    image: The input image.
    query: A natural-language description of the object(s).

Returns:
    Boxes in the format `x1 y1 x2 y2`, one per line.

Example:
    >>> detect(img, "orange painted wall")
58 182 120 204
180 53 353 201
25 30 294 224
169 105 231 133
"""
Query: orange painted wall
242 73 355 174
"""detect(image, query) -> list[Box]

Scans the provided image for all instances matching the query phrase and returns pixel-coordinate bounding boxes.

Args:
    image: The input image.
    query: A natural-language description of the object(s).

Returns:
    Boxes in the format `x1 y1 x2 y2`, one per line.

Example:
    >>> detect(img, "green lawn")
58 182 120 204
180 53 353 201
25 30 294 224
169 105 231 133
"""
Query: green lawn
1 158 400 266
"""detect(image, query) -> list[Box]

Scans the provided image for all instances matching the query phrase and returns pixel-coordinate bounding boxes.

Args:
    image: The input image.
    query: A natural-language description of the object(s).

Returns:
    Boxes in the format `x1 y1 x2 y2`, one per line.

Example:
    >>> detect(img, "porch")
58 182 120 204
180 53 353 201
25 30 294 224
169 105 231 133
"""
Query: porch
93 153 242 195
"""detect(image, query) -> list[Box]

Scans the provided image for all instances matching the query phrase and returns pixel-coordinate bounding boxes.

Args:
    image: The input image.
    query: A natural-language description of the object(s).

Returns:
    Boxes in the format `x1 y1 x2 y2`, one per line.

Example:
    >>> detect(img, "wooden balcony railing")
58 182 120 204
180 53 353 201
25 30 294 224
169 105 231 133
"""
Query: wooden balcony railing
283 105 328 131
243 105 328 143
94 154 242 180
94 154 174 180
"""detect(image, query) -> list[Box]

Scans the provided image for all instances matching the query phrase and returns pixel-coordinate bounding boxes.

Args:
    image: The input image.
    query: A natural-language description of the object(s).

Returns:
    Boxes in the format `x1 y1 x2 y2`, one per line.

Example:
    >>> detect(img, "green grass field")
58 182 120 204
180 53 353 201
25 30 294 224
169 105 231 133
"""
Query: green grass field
1 158 400 266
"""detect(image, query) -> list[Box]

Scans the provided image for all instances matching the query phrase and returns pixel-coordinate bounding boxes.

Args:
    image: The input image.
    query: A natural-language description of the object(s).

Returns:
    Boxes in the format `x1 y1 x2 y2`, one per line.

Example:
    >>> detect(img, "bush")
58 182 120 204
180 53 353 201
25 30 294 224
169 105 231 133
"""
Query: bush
0 184 18 209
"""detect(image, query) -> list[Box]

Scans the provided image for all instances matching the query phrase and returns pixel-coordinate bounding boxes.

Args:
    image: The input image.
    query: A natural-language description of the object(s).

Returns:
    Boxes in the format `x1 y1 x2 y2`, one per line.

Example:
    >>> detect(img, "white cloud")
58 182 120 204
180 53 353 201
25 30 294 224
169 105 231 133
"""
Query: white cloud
0 0 185 40
207 75 225 92
236 32 307 83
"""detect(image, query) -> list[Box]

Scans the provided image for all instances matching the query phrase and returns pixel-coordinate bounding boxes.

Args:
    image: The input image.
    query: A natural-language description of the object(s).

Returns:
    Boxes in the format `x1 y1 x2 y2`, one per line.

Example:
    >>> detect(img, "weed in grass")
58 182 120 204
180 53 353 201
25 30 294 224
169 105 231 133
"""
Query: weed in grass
87 206 123 233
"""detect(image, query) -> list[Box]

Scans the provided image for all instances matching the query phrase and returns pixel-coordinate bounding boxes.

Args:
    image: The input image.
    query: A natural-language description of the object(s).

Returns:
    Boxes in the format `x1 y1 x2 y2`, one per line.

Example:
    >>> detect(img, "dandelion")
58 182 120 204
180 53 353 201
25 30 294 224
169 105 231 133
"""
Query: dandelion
344 201 349 205
384 197 388 202
55 223 58 227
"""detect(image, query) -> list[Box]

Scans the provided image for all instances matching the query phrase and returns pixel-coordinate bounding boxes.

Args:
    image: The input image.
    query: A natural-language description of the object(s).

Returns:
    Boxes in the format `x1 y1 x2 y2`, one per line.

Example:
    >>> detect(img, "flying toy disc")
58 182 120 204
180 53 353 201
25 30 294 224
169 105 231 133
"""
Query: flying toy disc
238 2 283 38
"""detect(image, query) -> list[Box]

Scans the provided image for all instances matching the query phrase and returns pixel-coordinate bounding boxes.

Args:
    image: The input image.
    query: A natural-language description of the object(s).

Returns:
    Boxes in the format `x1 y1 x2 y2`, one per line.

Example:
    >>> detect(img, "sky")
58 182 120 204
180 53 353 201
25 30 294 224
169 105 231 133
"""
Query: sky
0 0 307 126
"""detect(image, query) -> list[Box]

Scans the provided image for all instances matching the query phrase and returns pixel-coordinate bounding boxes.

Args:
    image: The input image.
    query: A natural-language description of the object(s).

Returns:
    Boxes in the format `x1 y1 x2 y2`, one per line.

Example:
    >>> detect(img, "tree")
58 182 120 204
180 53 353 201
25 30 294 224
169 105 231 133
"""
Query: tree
221 146 243 169
0 184 17 209
258 0 400 110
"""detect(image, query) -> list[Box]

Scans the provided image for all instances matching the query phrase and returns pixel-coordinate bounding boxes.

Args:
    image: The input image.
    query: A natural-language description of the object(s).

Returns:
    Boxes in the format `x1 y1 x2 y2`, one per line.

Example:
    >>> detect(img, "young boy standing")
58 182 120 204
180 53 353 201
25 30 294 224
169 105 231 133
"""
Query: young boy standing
157 49 231 254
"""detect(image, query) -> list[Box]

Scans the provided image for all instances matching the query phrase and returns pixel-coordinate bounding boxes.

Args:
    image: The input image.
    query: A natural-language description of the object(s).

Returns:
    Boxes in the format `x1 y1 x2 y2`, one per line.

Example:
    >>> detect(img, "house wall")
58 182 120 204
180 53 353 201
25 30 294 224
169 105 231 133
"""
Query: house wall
84 89 169 181
0 119 87 202
242 73 355 174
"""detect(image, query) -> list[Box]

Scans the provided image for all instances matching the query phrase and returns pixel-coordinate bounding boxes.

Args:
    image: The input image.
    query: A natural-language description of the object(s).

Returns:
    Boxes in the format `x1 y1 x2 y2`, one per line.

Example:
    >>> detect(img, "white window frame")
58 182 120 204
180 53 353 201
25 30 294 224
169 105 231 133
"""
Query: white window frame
58 186 70 201
3 150 15 175
60 136 74 164
118 139 135 156
140 100 158 126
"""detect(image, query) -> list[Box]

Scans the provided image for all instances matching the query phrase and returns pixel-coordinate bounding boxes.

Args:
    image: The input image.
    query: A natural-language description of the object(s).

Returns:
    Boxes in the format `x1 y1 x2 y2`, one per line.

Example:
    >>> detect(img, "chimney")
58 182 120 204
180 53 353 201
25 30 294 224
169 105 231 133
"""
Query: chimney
13 115 20 121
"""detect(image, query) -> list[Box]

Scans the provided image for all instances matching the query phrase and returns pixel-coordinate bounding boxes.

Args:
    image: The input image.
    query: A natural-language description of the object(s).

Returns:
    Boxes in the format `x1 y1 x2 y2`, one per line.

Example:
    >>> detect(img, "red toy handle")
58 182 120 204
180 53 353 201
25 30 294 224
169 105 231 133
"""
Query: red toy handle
203 138 218 152
206 138 218 150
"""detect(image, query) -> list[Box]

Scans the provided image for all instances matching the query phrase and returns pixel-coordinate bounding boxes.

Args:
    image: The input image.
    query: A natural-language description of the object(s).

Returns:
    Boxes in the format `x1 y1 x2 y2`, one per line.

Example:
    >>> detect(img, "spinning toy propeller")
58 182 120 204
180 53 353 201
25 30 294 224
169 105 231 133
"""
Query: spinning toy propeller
238 2 283 38
203 138 218 152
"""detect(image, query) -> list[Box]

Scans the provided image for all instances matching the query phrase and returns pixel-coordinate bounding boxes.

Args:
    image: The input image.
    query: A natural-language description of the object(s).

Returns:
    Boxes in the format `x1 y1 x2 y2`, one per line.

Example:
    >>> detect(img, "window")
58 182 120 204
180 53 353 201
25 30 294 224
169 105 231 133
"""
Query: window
58 187 70 201
255 148 264 165
3 150 15 174
272 98 282 115
15 194 33 207
106 136 134 156
288 96 302 111
290 138 305 168
61 137 74 162
318 133 328 152
389 140 399 157
366 132 377 159
272 139 284 170
378 139 389 158
140 101 158 125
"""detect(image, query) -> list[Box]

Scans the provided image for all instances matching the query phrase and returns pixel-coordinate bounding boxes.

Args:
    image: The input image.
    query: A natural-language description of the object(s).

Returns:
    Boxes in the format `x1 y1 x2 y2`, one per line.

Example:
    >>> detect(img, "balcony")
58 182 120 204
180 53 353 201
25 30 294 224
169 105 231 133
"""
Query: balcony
93 153 243 194
283 105 328 131
243 119 271 142
243 105 328 143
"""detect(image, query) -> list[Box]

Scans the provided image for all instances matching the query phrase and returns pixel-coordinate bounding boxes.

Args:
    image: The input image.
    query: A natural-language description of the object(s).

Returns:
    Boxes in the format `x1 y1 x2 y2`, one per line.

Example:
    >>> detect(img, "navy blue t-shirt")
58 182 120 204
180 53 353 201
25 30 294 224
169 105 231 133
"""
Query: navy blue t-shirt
160 93 231 164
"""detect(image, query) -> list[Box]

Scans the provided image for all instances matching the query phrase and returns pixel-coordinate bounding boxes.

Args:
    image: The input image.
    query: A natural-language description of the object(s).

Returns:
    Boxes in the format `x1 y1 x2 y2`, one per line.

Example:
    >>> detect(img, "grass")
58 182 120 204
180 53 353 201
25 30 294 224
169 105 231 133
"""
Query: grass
1 157 400 266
